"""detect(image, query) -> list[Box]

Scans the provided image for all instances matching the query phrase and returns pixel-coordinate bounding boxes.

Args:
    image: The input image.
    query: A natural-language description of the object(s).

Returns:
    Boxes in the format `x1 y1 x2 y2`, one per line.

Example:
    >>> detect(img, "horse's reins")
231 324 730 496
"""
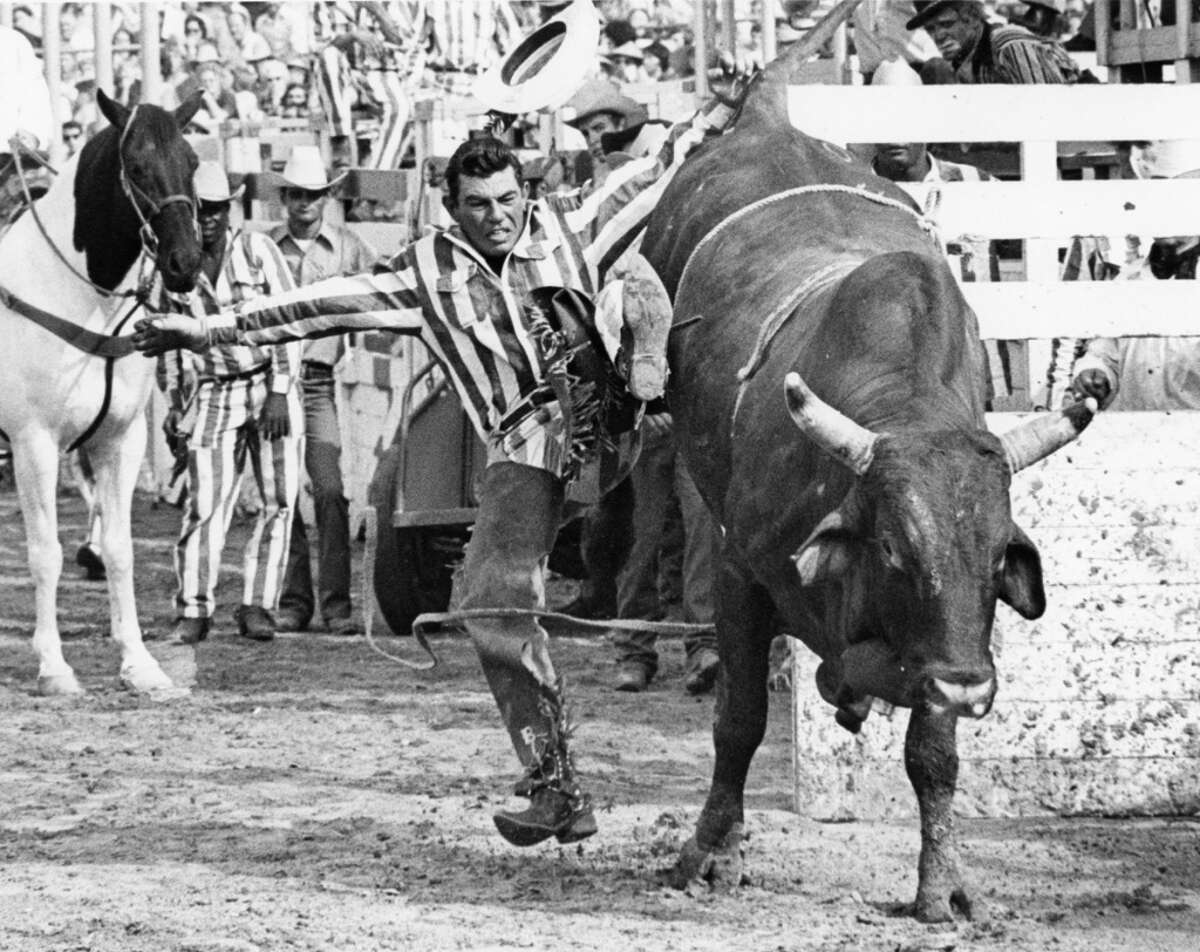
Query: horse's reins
3 109 195 450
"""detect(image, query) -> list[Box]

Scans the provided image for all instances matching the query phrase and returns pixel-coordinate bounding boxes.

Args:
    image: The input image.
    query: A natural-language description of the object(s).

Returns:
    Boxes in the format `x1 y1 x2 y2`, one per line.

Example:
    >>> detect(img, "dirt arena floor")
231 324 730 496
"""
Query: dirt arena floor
1 484 1198 951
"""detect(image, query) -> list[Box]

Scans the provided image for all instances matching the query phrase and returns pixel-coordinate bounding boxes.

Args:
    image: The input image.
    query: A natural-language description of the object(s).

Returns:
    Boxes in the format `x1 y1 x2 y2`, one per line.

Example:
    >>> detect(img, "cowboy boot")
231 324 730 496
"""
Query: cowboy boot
618 253 673 401
494 680 598 847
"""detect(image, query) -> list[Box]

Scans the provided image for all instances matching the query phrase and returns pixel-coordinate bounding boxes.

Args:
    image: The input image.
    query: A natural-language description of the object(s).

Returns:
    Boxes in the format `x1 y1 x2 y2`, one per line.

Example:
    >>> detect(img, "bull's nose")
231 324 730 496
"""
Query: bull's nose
926 675 996 718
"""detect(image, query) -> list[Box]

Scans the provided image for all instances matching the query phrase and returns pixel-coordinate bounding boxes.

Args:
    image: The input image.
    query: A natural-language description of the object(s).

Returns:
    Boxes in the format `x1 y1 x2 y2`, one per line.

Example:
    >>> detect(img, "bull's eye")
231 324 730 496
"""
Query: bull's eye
879 536 902 569
995 554 1006 575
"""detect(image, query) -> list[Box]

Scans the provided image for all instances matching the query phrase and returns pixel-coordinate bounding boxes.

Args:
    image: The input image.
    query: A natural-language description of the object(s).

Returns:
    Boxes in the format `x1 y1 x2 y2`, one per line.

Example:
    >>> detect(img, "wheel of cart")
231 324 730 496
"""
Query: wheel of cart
368 360 487 636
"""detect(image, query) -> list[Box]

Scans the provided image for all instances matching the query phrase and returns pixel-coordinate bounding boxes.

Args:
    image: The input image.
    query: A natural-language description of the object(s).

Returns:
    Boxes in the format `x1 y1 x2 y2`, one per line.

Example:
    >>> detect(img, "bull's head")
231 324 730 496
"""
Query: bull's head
783 372 1096 719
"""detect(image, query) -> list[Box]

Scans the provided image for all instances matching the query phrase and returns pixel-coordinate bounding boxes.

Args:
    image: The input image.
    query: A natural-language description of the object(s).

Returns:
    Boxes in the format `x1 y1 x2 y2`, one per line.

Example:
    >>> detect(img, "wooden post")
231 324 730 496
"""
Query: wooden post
1175 0 1200 82
693 0 709 99
140 1 162 107
761 0 777 65
94 1 113 106
832 21 848 84
42 3 65 165
720 0 735 53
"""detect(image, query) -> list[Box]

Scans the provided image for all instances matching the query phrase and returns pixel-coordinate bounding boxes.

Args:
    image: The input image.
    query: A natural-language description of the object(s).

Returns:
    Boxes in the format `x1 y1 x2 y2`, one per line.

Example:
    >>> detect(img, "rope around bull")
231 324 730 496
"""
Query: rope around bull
358 508 714 671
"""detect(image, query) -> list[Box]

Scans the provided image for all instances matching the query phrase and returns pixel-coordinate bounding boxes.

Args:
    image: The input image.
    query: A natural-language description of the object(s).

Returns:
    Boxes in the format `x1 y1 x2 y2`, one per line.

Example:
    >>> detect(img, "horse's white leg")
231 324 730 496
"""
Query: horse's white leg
93 423 173 693
13 432 81 695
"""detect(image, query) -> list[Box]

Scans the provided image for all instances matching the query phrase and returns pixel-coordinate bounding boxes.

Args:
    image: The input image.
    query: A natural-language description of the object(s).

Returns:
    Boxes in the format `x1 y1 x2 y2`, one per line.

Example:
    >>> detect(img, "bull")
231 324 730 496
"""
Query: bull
638 7 1096 922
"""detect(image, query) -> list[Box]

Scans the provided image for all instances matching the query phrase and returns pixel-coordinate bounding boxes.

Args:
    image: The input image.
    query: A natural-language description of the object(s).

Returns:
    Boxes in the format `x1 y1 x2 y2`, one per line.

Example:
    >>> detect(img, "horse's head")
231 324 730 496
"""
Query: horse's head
74 90 204 293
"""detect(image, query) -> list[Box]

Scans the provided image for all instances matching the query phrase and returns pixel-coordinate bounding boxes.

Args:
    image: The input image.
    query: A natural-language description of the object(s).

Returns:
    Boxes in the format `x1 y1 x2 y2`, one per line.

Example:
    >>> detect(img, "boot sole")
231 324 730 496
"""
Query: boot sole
493 810 598 847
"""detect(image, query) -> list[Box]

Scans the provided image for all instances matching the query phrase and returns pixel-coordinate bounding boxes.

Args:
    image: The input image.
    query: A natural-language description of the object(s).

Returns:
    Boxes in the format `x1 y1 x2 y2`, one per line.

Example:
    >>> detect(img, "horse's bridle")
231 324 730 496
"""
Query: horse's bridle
117 104 196 261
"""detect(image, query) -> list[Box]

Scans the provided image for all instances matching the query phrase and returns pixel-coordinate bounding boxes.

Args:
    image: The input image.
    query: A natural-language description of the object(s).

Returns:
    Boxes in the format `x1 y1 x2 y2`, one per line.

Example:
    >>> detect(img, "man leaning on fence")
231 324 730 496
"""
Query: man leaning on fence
909 0 1081 84
133 77 752 848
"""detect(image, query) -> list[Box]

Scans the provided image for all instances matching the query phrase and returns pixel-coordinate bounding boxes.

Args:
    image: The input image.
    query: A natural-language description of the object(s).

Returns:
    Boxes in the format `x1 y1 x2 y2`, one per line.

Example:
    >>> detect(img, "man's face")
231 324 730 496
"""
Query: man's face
197 200 231 247
579 111 624 161
925 7 984 63
445 168 526 260
199 67 222 96
228 13 247 41
284 188 327 229
872 143 929 179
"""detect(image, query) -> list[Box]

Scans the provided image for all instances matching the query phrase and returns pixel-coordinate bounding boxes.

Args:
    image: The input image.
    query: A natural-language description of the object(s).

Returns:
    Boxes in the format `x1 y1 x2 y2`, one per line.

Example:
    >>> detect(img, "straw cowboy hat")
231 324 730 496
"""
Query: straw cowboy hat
473 0 601 114
608 40 645 63
564 79 647 128
194 161 244 203
870 57 924 86
275 145 347 192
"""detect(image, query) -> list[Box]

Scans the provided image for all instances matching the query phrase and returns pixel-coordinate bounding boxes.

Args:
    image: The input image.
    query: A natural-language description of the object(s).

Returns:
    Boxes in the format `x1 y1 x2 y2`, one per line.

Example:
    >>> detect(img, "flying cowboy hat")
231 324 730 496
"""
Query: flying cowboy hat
472 0 601 114
194 161 245 203
272 145 347 192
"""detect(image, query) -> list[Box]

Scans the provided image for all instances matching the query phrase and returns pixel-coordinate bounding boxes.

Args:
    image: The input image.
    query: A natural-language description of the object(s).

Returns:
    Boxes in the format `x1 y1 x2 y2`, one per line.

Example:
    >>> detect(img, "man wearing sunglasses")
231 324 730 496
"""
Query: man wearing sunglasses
268 147 378 638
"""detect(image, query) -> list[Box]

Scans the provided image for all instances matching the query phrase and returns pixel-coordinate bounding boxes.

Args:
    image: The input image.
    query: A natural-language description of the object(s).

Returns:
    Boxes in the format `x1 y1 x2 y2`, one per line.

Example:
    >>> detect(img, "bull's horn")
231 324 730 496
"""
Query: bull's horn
1000 398 1098 474
784 371 877 476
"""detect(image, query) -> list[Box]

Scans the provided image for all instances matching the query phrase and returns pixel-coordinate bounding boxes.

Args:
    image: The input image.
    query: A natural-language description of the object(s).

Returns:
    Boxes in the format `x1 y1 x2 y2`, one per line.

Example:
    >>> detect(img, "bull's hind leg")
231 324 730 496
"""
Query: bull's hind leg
12 432 80 695
92 425 172 692
667 560 774 890
905 707 974 922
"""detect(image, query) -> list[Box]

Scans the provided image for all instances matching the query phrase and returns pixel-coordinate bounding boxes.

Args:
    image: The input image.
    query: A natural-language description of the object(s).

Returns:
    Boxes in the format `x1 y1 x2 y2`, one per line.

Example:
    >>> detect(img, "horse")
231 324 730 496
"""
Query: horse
0 89 202 695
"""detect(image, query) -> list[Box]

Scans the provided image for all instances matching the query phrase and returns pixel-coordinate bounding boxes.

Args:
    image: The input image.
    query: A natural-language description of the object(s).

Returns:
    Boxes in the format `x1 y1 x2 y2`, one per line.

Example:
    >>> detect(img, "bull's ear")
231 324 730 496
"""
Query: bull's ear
1000 523 1045 619
792 503 862 587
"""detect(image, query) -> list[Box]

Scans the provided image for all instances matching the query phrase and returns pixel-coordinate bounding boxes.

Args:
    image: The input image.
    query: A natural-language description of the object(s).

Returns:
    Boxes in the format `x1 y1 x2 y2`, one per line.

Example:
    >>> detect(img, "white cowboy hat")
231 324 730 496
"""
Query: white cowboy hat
194 161 244 202
275 145 347 192
473 0 601 114
1130 139 1200 180
870 57 924 86
608 41 645 62
564 79 647 128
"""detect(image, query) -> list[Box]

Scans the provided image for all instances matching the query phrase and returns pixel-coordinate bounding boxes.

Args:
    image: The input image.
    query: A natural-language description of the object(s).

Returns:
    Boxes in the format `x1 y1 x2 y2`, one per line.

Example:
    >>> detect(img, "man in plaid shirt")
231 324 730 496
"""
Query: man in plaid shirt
136 90 742 847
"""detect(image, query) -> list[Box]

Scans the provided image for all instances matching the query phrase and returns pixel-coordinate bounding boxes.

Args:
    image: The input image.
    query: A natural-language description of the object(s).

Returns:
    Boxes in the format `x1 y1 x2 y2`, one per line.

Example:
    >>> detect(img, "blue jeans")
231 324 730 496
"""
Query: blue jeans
280 364 352 625
612 430 718 672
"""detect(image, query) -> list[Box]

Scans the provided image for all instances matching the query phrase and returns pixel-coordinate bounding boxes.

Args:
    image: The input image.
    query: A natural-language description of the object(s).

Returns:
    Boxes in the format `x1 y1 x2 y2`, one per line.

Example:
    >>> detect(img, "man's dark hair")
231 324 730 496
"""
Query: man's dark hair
444 137 523 205
603 19 637 47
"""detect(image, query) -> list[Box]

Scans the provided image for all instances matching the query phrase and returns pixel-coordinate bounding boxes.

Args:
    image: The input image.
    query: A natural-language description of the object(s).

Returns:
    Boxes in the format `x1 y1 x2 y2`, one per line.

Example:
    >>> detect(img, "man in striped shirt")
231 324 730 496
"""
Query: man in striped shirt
908 0 1081 84
136 95 739 848
157 162 303 646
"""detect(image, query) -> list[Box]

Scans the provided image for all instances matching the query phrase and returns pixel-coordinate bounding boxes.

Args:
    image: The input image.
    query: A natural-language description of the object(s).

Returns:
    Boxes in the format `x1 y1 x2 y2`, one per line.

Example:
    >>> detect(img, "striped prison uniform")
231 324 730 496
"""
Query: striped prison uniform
199 101 734 486
157 229 303 620
952 22 1081 84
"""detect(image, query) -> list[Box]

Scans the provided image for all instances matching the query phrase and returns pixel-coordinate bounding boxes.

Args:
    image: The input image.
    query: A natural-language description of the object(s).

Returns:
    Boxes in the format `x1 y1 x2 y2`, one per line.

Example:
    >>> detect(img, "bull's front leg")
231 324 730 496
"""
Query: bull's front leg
666 561 773 891
904 707 974 922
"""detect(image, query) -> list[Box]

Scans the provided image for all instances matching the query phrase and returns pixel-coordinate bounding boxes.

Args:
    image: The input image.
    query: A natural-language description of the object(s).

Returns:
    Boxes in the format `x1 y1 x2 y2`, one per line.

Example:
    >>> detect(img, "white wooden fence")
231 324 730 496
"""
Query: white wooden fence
784 84 1200 817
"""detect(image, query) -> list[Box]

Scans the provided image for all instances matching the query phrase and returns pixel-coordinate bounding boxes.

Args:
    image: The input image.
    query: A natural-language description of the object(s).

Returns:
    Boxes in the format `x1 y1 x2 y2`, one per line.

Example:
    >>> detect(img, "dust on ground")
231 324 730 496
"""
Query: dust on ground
0 487 1197 952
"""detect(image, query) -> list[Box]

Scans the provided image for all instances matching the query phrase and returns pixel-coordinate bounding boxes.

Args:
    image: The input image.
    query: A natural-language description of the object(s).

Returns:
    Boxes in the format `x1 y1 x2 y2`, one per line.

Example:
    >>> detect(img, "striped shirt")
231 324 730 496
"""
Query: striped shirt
202 103 731 476
158 229 299 408
954 23 1080 84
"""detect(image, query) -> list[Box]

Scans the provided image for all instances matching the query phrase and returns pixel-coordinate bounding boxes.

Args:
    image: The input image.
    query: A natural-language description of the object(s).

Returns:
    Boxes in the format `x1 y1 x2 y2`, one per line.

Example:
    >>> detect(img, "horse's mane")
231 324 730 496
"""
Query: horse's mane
72 107 181 292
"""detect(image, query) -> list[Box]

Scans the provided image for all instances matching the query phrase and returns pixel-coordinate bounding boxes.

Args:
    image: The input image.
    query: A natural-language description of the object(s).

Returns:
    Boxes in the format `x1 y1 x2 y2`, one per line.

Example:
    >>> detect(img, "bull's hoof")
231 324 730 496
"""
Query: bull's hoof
37 672 85 696
119 659 175 694
913 881 975 923
661 825 746 892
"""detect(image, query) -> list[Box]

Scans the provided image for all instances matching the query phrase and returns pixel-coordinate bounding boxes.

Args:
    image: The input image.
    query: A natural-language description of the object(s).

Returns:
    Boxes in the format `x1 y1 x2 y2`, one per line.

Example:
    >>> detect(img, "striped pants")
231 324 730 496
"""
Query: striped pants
175 374 303 619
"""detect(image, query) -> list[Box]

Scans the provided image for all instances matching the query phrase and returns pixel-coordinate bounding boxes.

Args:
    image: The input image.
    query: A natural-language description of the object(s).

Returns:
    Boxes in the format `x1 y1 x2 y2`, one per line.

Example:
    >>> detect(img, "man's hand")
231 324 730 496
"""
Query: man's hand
1072 369 1112 406
259 392 291 440
641 411 673 441
163 409 189 460
133 314 207 356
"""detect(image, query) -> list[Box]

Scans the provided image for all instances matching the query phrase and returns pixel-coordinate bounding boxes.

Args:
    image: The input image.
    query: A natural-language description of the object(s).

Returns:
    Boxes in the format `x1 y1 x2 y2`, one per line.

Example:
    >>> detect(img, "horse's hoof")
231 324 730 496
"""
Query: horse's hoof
38 673 85 696
661 826 746 892
913 881 975 923
120 661 175 694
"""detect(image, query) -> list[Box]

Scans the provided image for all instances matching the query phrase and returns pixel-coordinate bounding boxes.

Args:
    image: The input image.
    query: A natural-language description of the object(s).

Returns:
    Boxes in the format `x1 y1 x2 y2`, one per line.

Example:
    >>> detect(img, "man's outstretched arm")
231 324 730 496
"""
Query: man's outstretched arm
134 264 426 357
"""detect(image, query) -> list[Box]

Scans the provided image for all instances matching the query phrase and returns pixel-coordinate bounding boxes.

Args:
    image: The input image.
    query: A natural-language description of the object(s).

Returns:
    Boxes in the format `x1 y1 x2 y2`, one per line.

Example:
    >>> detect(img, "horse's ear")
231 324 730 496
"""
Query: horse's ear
96 89 131 130
173 91 204 131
